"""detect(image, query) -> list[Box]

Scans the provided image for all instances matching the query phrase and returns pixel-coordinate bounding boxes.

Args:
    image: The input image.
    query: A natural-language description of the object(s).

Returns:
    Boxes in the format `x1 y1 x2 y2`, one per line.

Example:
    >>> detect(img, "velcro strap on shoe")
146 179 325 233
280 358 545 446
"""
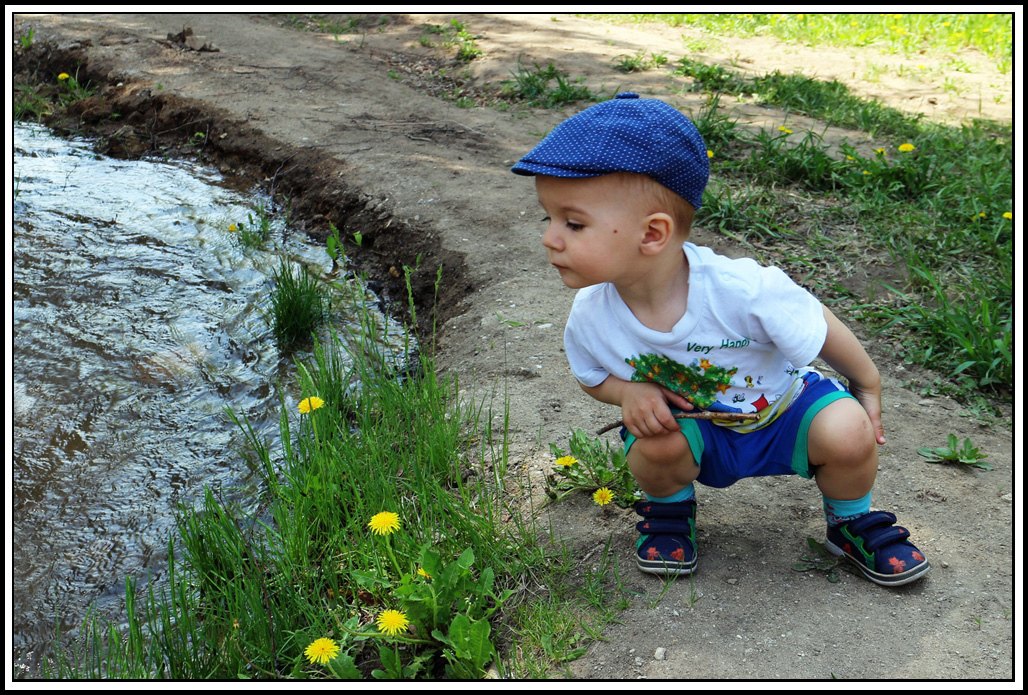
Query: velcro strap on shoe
863 525 911 553
636 518 692 535
847 510 898 535
635 500 695 518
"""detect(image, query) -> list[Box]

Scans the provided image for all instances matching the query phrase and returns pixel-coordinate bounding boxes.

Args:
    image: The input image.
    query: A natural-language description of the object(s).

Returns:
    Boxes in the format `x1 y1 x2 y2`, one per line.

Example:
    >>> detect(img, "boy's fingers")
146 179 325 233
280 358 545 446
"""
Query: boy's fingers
660 386 693 410
873 419 886 445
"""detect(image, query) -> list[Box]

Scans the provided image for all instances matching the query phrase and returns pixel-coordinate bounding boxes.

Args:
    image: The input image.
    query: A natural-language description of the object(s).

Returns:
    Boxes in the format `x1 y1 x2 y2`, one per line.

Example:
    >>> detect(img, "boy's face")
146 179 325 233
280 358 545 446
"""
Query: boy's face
536 174 650 289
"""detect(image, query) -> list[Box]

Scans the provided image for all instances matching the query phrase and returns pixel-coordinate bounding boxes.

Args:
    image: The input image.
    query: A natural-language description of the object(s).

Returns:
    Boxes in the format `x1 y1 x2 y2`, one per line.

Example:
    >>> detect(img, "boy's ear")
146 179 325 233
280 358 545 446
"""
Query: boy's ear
639 212 675 255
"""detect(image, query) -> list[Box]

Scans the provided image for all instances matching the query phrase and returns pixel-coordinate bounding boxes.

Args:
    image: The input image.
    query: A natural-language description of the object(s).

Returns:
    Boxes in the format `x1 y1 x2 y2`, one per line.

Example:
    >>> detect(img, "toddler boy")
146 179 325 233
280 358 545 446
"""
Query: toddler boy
512 93 929 586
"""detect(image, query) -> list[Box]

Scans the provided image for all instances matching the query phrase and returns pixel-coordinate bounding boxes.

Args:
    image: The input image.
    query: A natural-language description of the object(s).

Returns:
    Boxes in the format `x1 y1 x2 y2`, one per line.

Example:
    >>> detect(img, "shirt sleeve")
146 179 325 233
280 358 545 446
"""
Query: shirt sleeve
747 265 828 368
564 310 611 388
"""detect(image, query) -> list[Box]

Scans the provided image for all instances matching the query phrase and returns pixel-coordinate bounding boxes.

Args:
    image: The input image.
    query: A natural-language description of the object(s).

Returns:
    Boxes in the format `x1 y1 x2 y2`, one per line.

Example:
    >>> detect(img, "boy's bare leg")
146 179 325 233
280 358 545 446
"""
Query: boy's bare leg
806 397 878 498
626 429 700 498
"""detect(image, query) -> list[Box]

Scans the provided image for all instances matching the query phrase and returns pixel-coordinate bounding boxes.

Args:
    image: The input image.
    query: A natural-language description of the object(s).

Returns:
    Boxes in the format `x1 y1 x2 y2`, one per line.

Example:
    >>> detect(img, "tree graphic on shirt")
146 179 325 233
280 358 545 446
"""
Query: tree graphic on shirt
626 353 737 410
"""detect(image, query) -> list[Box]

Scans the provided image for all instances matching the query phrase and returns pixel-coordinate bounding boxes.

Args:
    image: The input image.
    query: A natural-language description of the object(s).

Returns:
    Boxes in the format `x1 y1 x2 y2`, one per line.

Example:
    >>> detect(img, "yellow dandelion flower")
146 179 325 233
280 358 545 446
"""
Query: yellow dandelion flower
593 488 614 506
778 126 793 134
232 618 241 630
368 511 401 536
58 72 70 80
305 637 341 665
555 455 578 467
862 170 871 176
979 212 987 218
875 147 887 154
1003 212 1012 220
298 396 325 414
845 155 855 161
707 150 713 159
898 143 915 152
229 223 238 232
417 567 432 579
376 609 410 637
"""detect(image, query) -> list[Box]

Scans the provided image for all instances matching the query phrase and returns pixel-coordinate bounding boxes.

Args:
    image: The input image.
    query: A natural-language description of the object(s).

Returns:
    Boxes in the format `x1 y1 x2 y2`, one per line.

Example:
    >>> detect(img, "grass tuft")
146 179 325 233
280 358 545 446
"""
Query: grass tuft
269 260 328 350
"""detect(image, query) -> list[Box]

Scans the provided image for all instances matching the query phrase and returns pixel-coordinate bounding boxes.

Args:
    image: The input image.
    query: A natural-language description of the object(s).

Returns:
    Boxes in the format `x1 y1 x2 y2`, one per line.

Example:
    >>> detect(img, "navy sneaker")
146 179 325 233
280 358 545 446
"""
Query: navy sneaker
825 511 930 586
635 499 698 576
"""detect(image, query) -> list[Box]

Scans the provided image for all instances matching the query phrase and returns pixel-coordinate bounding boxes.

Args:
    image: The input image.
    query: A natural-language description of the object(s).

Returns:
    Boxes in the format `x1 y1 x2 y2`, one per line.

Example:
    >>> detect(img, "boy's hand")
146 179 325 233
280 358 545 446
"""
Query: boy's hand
848 380 886 446
818 305 886 445
620 382 694 439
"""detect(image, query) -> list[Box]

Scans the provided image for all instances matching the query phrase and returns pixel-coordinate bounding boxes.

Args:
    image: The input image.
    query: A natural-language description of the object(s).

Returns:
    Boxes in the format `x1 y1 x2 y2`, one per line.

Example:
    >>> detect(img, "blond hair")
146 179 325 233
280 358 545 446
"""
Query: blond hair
608 172 695 238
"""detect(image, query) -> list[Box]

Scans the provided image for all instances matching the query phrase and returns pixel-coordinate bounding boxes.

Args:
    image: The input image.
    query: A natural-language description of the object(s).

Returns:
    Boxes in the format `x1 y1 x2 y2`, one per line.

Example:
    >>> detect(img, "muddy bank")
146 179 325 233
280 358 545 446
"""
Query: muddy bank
15 38 471 337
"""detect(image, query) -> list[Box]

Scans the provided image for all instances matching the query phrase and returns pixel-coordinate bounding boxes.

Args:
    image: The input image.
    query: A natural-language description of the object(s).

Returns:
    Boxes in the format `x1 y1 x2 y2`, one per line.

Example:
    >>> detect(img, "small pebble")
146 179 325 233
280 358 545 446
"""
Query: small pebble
654 648 666 661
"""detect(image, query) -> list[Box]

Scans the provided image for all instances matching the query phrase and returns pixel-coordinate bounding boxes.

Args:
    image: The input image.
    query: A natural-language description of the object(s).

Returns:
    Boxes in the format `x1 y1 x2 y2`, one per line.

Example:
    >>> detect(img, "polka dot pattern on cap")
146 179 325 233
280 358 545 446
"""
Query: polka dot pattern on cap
511 93 709 210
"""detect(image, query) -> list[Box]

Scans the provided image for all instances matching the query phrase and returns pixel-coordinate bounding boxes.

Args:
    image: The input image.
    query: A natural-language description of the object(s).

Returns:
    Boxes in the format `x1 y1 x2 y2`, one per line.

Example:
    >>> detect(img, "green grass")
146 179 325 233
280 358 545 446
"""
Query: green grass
37 288 633 679
596 13 1013 72
13 67 96 123
232 201 276 249
269 260 329 350
498 56 601 109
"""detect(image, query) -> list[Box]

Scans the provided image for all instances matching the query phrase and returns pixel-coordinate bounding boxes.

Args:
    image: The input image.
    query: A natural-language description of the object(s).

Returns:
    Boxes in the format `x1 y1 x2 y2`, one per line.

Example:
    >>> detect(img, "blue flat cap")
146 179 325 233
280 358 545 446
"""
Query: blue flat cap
511 93 709 210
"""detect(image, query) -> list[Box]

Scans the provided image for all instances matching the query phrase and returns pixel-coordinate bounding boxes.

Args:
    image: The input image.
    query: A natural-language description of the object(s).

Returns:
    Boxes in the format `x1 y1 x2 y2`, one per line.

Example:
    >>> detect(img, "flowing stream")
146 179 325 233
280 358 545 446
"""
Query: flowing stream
11 123 405 665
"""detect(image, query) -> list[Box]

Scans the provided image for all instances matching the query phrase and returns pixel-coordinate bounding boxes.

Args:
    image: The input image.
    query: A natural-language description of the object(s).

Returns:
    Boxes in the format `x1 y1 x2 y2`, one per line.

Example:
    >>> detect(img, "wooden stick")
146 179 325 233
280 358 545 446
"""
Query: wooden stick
596 411 760 436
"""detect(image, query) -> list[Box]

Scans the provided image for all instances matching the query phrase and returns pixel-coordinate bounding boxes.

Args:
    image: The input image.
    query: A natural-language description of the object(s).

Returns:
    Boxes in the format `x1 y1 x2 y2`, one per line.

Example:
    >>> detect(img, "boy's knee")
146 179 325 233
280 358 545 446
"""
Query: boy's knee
808 399 877 468
629 429 695 467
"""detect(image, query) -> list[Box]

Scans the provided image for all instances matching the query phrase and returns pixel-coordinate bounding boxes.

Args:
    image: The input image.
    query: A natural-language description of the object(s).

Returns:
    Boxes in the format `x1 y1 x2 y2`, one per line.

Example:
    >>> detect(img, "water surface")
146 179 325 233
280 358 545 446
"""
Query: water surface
11 123 403 663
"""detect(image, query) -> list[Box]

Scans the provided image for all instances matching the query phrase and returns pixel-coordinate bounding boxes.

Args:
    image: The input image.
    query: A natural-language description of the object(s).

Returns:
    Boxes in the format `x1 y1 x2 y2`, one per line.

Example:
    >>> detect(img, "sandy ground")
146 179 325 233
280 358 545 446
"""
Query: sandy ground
11 12 1018 682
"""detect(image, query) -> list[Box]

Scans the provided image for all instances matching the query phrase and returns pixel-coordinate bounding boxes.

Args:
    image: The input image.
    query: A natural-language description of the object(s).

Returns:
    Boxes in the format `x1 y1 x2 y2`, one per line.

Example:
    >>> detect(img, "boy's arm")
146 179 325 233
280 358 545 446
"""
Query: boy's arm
581 375 694 439
818 305 886 445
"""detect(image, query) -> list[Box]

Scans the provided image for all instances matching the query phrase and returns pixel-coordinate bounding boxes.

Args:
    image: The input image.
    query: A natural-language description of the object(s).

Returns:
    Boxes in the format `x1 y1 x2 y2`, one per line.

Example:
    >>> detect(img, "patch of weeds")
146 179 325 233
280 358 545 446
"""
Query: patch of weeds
230 201 275 249
285 13 388 36
55 69 95 106
18 26 34 51
697 181 790 242
419 19 482 62
612 50 669 73
918 434 991 470
504 596 591 678
793 538 844 582
446 19 483 63
742 127 851 194
689 93 740 151
546 429 640 507
14 84 52 122
268 259 328 350
672 57 749 94
498 56 600 109
877 262 1012 392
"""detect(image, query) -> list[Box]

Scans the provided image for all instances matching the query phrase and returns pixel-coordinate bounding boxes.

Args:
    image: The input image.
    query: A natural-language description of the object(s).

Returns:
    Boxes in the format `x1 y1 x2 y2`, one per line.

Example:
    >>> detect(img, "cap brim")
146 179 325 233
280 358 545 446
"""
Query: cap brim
510 160 607 178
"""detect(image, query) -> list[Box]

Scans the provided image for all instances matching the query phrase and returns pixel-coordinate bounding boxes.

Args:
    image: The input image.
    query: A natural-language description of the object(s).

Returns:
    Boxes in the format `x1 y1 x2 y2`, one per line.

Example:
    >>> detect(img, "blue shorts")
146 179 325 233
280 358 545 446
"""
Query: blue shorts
622 371 854 489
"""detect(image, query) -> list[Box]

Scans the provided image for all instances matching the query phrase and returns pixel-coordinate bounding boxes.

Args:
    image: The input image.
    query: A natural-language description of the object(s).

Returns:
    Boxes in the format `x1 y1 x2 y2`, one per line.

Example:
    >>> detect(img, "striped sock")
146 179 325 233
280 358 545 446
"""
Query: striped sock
823 491 872 526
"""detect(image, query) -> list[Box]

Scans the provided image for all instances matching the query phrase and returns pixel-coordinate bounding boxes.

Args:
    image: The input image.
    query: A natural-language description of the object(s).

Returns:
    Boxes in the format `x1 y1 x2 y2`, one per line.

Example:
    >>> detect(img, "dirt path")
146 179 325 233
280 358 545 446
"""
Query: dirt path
12 12 1016 681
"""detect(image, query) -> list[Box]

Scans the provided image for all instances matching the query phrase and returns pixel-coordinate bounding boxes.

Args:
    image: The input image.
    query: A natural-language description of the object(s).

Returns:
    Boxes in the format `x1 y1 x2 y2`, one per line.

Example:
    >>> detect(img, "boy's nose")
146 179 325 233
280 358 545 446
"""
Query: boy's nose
541 222 562 251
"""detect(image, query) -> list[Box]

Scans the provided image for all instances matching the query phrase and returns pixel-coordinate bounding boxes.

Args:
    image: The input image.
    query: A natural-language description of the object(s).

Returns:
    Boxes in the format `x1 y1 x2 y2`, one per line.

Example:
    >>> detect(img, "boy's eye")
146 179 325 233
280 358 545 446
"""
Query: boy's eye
541 215 583 231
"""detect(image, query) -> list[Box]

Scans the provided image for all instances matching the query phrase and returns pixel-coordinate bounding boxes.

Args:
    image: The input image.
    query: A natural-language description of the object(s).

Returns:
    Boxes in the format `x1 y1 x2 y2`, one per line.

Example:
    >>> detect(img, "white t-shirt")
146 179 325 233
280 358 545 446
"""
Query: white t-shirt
564 242 828 415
